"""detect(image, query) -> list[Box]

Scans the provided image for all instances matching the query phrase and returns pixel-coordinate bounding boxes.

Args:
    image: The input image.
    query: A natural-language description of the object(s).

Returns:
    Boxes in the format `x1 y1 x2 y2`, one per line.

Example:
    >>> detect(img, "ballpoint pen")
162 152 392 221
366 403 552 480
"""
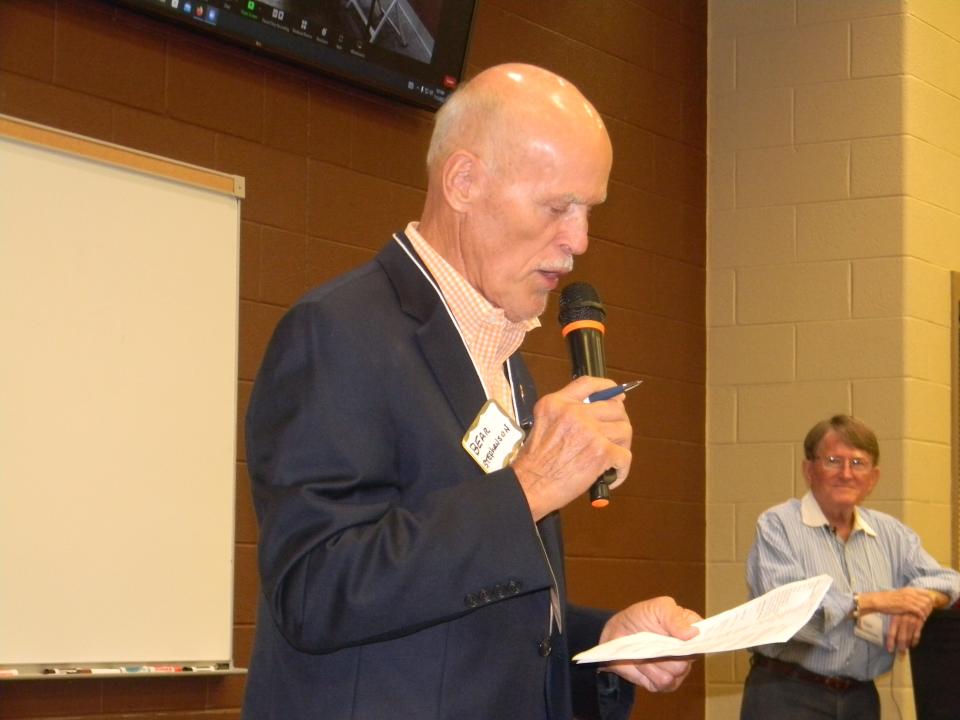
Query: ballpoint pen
583 380 642 404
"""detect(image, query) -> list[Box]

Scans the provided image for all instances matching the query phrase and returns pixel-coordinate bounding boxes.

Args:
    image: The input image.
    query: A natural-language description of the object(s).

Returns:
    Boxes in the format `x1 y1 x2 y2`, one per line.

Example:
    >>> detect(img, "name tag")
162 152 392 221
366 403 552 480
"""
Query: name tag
462 400 525 473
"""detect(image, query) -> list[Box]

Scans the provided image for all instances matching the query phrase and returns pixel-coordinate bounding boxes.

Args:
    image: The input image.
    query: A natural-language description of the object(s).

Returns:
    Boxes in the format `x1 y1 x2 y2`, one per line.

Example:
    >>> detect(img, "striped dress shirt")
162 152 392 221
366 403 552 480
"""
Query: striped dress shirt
746 492 960 680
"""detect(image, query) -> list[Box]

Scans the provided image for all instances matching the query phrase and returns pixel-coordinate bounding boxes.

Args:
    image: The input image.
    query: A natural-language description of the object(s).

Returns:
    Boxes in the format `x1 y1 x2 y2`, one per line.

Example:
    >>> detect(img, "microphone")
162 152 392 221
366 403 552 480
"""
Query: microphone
558 282 616 508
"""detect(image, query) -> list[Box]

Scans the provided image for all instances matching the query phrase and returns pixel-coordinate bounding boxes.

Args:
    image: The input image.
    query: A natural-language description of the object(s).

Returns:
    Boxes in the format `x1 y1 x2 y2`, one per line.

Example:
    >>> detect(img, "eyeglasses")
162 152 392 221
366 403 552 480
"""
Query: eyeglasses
817 455 873 475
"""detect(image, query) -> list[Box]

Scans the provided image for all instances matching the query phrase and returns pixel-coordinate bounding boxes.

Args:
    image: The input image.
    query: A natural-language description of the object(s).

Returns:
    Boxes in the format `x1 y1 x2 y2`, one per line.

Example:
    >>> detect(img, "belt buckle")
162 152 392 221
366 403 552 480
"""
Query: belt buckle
824 676 851 691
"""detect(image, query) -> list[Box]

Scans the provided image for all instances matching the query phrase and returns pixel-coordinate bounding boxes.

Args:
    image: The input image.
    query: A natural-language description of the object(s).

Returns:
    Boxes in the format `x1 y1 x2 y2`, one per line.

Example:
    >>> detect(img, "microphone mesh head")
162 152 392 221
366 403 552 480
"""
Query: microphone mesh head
558 282 606 326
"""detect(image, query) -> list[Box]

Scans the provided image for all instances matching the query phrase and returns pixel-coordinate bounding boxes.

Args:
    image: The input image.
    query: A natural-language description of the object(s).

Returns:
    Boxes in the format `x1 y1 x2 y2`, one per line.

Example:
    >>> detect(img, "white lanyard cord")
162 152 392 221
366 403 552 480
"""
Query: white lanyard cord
392 233 520 420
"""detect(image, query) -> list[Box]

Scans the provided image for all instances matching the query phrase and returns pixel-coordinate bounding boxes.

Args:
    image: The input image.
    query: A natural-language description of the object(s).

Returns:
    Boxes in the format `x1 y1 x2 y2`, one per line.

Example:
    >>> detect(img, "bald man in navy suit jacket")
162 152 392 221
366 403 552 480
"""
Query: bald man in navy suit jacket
242 63 699 720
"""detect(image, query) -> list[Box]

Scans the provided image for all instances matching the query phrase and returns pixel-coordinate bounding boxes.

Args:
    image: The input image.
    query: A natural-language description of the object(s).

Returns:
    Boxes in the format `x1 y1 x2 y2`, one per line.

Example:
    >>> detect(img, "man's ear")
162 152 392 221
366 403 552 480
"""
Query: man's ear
441 149 482 213
864 466 880 497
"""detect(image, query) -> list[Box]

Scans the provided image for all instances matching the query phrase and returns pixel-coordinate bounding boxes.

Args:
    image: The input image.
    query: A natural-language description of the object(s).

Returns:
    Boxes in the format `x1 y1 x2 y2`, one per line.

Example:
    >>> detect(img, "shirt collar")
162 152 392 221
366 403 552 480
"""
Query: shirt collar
801 491 877 537
403 222 539 359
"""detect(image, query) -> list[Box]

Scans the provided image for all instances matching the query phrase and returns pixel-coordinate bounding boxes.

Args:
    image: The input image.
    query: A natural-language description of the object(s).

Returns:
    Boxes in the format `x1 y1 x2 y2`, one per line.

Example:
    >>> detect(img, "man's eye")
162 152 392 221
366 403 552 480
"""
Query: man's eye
550 205 570 215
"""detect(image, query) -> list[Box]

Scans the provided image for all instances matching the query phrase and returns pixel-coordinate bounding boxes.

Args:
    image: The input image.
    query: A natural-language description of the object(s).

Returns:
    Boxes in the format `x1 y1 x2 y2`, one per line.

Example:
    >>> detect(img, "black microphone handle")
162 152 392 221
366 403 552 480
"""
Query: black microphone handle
566 326 606 377
564 326 614 507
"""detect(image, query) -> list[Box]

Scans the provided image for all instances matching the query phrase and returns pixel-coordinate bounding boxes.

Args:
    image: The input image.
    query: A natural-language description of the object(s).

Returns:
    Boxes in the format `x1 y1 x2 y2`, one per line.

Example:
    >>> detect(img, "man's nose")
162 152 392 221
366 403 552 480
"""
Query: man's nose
564 206 590 256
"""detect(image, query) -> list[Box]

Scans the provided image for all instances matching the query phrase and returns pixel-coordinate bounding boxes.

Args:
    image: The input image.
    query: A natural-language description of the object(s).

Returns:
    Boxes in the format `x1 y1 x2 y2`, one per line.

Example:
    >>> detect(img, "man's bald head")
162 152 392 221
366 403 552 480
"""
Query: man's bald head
426 64 609 179
418 64 612 322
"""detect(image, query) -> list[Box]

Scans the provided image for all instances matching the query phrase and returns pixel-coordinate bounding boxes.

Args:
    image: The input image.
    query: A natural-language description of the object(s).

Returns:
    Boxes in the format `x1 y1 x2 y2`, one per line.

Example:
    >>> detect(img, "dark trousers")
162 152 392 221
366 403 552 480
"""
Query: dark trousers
740 661 880 720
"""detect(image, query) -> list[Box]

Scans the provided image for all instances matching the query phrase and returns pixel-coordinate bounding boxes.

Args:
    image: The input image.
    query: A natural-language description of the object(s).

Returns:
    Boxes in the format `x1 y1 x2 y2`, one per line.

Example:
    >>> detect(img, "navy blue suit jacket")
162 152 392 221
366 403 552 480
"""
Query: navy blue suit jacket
242 234 633 719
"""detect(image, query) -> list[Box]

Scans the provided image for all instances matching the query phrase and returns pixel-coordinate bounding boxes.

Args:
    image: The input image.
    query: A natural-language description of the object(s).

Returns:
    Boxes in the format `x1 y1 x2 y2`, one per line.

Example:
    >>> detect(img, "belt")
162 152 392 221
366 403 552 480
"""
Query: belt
751 653 869 692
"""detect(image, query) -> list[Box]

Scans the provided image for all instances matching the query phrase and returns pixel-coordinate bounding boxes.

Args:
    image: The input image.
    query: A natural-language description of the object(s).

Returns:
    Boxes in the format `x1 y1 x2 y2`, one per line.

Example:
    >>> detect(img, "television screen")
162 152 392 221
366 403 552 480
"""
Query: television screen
112 0 477 110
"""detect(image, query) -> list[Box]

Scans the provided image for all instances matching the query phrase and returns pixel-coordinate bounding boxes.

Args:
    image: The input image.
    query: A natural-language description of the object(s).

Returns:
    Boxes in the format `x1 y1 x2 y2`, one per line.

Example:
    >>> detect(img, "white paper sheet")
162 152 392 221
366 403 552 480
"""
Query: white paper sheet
573 574 833 663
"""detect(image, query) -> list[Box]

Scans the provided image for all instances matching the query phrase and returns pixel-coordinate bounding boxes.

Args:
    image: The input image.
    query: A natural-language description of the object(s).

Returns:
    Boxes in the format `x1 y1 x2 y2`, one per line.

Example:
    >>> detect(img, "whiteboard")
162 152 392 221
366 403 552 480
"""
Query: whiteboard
0 116 242 667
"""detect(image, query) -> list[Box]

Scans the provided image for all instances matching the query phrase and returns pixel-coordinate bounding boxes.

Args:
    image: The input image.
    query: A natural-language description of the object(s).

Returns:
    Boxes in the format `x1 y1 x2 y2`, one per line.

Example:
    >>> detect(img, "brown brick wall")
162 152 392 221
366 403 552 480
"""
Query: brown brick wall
0 0 705 717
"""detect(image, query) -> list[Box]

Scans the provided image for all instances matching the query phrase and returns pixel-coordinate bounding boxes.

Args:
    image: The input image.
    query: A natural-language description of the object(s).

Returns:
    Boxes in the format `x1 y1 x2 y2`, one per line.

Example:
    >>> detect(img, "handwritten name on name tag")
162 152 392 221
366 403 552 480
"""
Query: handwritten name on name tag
462 400 525 473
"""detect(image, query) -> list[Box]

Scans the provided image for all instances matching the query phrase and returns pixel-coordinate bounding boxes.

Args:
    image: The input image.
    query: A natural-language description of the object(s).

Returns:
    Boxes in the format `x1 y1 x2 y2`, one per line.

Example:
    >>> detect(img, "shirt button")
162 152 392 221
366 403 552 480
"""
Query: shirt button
538 637 552 657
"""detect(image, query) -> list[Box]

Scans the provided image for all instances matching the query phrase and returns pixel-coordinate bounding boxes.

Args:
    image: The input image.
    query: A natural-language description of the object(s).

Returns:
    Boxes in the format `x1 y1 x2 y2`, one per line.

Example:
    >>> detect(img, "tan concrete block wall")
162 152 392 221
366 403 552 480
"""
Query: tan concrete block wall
737 142 850 206
709 324 795 384
903 440 952 504
707 1 960 718
798 197 904 260
709 150 737 212
852 136 906 196
905 197 960 268
737 262 849 324
737 23 849 89
708 386 737 444
797 0 904 24
902 135 960 214
852 14 906 76
708 268 736 326
906 13 960 98
712 87 794 150
710 206 795 268
706 562 750 625
853 257 952 325
706 651 736 686
905 500 954 561
852 377 951 442
706 502 737 563
909 0 960 39
710 0 795 37
905 318 952 384
796 77 904 142
709 443 795 503
737 381 851 443
906 76 960 157
797 318 906 379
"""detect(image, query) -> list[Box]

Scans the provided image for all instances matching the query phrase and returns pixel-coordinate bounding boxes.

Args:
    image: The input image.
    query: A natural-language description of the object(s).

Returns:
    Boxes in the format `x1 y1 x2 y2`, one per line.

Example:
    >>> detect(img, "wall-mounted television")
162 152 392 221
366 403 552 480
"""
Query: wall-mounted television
112 0 477 110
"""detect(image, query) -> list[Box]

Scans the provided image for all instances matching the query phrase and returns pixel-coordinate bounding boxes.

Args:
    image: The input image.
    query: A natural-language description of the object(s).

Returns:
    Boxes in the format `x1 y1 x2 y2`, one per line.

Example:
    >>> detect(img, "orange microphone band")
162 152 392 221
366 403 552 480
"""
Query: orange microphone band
560 319 605 338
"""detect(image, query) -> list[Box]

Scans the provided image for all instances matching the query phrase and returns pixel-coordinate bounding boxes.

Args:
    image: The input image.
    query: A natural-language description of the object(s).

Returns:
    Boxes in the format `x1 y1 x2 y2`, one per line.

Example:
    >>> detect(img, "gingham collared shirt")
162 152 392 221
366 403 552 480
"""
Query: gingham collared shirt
405 222 539 421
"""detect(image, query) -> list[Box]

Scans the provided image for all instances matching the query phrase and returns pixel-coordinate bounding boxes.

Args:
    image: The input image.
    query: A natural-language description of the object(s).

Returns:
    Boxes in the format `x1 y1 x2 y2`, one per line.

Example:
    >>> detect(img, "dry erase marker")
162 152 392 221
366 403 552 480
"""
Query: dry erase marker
88 668 123 675
583 380 642 404
0 669 18 677
182 665 217 672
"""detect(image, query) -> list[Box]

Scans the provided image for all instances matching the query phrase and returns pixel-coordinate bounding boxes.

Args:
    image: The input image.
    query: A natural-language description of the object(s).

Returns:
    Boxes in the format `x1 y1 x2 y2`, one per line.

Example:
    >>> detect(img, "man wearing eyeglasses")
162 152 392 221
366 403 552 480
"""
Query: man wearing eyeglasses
739 414 960 720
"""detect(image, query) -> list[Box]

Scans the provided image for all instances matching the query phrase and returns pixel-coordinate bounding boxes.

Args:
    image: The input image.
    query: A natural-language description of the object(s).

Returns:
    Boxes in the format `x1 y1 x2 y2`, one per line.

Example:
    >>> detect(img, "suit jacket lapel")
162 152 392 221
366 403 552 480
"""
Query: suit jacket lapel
377 234 487 433
380 234 568 621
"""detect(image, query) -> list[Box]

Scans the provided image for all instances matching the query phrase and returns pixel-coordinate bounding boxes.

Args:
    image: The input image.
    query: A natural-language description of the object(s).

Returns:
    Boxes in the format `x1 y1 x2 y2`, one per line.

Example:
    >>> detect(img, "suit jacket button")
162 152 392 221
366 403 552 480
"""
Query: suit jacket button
478 589 491 603
464 593 479 608
538 637 552 657
507 580 521 594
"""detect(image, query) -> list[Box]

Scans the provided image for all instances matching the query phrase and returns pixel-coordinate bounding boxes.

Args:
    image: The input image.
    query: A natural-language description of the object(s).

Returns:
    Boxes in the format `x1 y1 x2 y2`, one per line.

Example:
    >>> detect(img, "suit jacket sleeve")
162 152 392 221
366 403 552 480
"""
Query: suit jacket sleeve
568 605 636 720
